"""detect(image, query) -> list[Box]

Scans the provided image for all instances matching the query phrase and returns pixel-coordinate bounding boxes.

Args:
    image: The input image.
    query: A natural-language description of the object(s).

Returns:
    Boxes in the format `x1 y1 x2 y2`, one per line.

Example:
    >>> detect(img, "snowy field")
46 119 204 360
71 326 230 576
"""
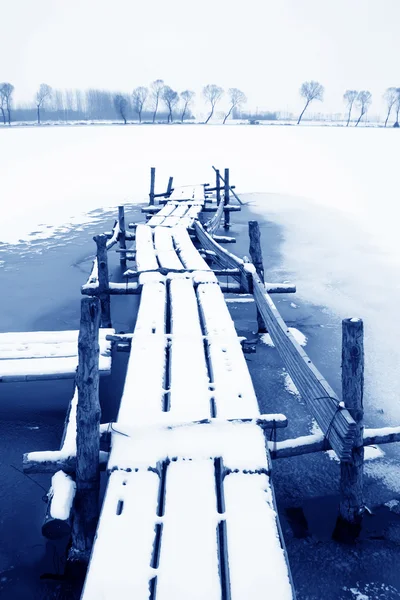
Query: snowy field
1 123 400 427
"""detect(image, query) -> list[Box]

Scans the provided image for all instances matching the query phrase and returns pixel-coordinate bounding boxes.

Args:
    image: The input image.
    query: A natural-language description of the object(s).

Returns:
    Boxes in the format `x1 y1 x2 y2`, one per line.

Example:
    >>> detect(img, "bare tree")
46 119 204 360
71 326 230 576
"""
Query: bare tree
0 83 14 125
297 81 324 124
180 90 195 122
203 84 224 124
163 86 179 122
393 88 400 127
383 87 398 127
150 79 164 123
0 86 7 124
114 94 129 124
355 91 372 126
36 83 52 124
223 88 247 124
343 90 358 127
132 86 148 123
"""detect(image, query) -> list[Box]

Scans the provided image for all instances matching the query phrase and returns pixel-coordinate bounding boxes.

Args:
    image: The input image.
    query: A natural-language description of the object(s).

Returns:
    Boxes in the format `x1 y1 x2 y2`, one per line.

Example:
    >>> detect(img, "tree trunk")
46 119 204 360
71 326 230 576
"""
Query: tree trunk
153 98 158 123
181 103 187 122
355 109 364 127
138 109 142 123
205 105 214 124
37 105 40 125
346 104 353 127
0 107 5 125
384 108 390 127
223 105 233 125
7 107 11 125
297 101 309 124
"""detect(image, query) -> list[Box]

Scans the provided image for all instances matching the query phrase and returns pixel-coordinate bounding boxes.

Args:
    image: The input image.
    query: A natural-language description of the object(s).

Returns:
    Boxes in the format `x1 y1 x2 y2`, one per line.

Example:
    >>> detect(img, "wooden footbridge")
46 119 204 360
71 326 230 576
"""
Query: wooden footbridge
16 167 400 597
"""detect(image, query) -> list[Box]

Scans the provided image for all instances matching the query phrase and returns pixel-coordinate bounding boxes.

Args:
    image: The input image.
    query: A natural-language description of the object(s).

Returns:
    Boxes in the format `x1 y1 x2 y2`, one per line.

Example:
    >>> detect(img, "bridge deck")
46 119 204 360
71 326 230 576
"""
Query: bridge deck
82 185 294 599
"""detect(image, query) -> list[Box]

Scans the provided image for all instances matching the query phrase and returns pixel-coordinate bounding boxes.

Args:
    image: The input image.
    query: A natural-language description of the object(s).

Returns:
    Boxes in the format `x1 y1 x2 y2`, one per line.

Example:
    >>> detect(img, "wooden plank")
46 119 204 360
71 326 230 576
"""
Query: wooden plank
135 224 158 271
82 470 160 600
197 281 259 419
156 460 221 600
154 227 184 270
0 328 114 346
168 277 210 421
252 271 356 461
172 226 210 271
147 202 176 226
161 204 190 227
0 354 111 382
0 338 111 360
224 472 294 600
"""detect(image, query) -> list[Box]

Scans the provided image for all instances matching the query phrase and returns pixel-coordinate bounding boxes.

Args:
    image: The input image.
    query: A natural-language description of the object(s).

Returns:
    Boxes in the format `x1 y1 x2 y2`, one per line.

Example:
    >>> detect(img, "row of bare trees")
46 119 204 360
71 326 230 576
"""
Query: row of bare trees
2 79 400 126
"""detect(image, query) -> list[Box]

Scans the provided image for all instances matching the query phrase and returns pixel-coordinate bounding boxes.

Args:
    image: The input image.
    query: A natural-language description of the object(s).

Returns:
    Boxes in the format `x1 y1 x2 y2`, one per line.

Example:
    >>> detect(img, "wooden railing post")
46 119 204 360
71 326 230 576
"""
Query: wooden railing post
149 166 156 205
249 221 267 333
224 168 230 230
69 297 101 564
166 176 173 197
118 206 126 269
94 234 112 328
216 169 221 205
335 318 364 541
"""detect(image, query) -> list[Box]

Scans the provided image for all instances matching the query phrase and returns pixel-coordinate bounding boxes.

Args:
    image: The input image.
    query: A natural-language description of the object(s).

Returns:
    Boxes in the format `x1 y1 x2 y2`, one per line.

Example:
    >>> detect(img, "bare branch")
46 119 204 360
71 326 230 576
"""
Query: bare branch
343 90 358 126
113 94 129 124
132 86 148 123
223 88 247 124
297 81 324 124
180 90 195 122
150 79 164 123
355 90 372 127
203 84 224 124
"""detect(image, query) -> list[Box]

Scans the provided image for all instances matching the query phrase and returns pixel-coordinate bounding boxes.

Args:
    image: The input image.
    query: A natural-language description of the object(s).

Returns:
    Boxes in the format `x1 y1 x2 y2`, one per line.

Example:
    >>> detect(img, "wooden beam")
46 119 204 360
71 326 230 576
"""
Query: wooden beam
167 176 174 197
203 205 241 213
149 166 155 205
216 169 221 204
213 235 236 243
118 206 126 269
335 318 364 540
212 165 244 205
141 205 160 214
69 297 101 564
23 451 109 474
249 221 267 333
265 283 296 294
93 234 112 328
252 271 356 462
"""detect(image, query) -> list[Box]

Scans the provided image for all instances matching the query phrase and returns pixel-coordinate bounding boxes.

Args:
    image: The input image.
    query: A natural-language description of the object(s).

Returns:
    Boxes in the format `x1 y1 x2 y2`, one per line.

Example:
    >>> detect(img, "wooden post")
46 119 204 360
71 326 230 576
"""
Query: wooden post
166 176 173 197
69 297 101 564
118 206 126 269
248 221 267 333
334 318 364 541
149 166 156 205
216 169 221 205
94 234 112 328
224 168 230 230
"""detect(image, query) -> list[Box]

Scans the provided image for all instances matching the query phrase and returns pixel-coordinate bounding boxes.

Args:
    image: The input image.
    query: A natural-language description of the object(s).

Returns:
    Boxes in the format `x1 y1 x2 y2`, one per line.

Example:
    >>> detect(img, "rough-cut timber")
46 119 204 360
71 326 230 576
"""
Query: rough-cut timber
69 297 101 564
252 271 356 461
94 234 112 328
336 318 364 537
249 221 267 333
118 206 126 268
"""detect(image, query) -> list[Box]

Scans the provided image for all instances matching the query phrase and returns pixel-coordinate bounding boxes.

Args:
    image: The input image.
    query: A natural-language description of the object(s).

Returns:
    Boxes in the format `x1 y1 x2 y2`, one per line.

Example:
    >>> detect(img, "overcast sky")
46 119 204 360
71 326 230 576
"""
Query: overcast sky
2 0 399 116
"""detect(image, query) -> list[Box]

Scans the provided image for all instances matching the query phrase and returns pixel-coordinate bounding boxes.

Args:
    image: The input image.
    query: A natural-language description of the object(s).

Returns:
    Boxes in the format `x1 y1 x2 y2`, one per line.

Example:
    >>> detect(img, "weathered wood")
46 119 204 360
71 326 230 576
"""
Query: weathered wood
118 206 126 268
212 165 244 205
69 297 101 564
167 176 174 196
82 282 141 296
252 271 356 461
216 169 221 204
23 451 109 474
336 318 364 539
141 205 160 214
203 204 241 212
213 235 236 243
149 166 155 205
93 234 112 328
249 221 267 333
265 283 296 294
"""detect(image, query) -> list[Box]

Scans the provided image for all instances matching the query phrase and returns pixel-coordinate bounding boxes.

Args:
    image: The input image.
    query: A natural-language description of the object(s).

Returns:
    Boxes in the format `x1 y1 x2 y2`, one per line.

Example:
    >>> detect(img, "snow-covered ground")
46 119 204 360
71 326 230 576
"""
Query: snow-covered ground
1 124 400 426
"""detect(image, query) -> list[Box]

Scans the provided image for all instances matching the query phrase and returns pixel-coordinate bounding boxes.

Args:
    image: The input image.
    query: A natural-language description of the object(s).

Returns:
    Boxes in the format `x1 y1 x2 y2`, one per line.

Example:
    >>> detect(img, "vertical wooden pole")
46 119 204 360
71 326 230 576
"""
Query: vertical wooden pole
149 166 156 205
69 297 101 564
335 318 364 541
166 176 173 197
224 168 230 230
94 234 112 328
248 221 267 333
216 169 221 205
118 206 126 269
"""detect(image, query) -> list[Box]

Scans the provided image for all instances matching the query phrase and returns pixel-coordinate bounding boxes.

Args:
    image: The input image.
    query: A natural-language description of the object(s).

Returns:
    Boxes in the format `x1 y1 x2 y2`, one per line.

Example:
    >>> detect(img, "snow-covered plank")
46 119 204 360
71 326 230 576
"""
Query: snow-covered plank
0 328 114 346
168 277 210 421
82 469 160 600
0 353 111 382
172 226 210 271
169 185 204 202
147 202 176 226
156 459 220 600
161 204 190 227
224 472 294 600
153 227 183 271
197 282 260 419
0 338 111 360
135 224 158 271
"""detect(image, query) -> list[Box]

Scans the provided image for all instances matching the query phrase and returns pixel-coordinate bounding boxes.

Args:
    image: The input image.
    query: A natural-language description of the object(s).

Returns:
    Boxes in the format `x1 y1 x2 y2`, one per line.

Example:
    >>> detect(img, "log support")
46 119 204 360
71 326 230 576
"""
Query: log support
334 318 364 541
94 234 112 328
118 206 126 269
149 166 156 205
216 169 221 205
224 168 230 230
249 221 267 333
166 176 174 197
69 297 101 565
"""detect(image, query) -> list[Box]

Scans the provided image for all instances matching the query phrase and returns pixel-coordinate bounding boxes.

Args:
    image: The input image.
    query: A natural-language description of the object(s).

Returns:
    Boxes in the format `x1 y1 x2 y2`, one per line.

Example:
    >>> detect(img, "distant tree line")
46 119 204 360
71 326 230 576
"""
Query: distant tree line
1 79 400 127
